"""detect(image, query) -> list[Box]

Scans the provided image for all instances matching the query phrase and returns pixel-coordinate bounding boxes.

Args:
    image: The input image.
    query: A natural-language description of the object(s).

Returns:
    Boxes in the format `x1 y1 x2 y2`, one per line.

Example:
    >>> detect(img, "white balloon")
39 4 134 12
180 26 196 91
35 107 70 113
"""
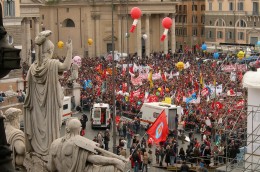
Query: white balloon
124 92 129 96
142 34 148 40
118 90 123 95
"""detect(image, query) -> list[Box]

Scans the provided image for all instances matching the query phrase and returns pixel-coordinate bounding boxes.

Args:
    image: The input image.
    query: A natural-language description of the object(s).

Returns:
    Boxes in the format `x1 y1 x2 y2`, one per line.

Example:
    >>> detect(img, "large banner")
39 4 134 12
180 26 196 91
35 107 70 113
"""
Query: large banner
221 64 247 72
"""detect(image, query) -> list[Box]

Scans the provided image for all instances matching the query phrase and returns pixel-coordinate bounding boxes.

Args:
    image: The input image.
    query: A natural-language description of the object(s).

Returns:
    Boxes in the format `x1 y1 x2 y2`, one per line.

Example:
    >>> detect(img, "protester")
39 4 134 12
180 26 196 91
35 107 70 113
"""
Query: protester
180 161 190 172
103 129 110 151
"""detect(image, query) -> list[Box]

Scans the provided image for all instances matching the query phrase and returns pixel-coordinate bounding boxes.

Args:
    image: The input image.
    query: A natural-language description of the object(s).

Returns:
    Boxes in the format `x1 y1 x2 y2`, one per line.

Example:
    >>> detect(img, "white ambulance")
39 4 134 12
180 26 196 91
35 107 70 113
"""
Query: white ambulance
139 102 182 131
91 103 111 129
62 96 72 124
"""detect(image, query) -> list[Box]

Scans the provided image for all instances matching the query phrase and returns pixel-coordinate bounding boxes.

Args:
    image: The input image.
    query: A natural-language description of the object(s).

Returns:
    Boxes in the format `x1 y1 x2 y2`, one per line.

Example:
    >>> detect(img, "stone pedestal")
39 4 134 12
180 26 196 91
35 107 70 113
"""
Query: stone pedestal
23 153 48 172
243 69 260 171
72 83 81 107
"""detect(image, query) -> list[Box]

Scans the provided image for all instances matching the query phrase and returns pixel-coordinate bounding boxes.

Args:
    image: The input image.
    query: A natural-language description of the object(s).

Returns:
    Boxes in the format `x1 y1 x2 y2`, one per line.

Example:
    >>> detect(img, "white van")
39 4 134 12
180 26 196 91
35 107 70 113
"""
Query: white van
91 103 111 129
62 96 72 124
139 102 182 131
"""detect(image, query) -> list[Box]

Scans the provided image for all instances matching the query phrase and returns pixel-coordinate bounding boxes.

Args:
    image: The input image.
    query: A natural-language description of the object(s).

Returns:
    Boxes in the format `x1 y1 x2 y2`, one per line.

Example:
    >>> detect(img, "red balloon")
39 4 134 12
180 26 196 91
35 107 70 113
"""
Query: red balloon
130 7 142 19
162 17 173 29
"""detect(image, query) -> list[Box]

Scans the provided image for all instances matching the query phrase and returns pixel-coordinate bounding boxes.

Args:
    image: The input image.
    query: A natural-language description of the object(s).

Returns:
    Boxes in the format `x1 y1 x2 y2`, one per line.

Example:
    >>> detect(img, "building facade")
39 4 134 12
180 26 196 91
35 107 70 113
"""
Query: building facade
19 0 178 61
175 0 205 52
205 0 260 48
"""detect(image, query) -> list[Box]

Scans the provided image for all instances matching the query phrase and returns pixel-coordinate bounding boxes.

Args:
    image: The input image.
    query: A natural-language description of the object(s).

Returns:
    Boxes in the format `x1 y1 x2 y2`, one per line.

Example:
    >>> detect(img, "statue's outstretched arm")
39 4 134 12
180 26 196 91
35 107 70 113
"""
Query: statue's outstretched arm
58 40 72 72
87 154 125 172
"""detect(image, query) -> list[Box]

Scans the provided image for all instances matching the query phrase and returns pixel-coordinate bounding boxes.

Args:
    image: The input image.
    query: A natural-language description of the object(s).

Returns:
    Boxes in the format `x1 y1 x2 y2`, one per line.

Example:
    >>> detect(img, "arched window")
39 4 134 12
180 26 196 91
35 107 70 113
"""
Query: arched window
215 19 225 27
236 20 247 27
61 18 75 27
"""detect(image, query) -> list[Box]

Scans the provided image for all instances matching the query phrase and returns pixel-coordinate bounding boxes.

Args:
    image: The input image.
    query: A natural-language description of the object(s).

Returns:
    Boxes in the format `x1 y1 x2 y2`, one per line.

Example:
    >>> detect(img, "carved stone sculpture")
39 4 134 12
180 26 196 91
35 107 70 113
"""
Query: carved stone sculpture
69 56 81 83
24 30 72 156
3 108 25 167
4 85 18 97
47 118 127 172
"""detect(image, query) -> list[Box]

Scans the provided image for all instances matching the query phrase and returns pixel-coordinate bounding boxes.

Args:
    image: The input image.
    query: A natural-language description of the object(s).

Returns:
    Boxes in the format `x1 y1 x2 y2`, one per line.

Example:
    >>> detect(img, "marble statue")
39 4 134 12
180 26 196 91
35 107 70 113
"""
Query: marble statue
47 118 127 172
3 108 25 167
4 85 18 97
24 30 72 156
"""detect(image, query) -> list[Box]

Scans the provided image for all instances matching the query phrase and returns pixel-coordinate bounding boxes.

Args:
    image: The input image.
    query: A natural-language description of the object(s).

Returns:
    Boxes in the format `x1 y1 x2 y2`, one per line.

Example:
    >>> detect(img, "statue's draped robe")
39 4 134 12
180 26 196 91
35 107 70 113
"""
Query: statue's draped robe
5 126 25 166
24 59 62 156
49 137 116 172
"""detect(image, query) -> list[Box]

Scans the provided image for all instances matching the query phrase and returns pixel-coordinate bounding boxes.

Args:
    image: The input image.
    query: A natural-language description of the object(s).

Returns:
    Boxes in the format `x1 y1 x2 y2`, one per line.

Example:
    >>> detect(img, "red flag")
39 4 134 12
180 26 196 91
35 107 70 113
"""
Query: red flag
195 44 200 50
147 95 159 102
129 66 134 74
212 102 223 110
161 73 167 81
102 69 107 79
95 64 102 71
146 110 169 144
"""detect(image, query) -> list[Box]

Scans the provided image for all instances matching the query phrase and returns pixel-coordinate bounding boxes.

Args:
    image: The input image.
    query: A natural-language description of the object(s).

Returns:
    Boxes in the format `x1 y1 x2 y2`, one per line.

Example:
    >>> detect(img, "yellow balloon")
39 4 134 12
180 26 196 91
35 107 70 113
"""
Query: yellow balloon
176 62 185 70
88 38 93 45
158 88 162 92
237 51 245 60
57 41 64 48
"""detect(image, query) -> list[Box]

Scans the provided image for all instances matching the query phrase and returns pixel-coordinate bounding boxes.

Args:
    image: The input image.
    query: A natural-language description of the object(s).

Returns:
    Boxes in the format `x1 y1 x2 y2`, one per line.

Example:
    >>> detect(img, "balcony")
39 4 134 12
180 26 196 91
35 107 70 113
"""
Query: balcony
246 11 260 16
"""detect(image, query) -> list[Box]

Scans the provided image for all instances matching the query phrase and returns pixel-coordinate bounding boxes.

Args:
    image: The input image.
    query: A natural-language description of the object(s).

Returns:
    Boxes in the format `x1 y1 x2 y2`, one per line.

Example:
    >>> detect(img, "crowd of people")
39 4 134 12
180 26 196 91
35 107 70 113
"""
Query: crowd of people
60 51 249 171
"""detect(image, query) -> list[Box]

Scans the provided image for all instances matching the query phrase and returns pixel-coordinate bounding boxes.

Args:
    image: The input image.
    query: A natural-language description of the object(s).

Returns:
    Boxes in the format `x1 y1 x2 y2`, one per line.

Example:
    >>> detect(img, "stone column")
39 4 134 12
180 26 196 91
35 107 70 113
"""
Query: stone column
72 83 81 107
25 18 31 65
96 15 101 57
33 17 40 38
33 17 40 63
88 12 94 57
137 17 142 58
118 15 122 54
171 14 176 53
21 18 27 64
145 14 151 57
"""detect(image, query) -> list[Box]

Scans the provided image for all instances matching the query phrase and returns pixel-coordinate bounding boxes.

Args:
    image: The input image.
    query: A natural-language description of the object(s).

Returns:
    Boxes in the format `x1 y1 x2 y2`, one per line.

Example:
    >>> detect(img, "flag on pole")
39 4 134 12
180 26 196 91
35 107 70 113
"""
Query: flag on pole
146 110 169 143
148 70 154 88
200 72 204 88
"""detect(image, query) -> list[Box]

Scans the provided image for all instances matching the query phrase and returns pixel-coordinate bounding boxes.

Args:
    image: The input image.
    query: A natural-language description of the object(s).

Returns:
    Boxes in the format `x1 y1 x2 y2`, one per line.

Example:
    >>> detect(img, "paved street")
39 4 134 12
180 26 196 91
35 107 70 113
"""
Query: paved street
60 110 192 172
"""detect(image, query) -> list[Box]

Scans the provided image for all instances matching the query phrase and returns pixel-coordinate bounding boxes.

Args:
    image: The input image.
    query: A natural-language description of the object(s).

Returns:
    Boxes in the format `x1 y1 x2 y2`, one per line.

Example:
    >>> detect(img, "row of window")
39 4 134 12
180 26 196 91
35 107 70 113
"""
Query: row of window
208 19 248 28
175 15 205 24
176 28 205 36
208 31 245 40
176 4 205 12
208 1 258 13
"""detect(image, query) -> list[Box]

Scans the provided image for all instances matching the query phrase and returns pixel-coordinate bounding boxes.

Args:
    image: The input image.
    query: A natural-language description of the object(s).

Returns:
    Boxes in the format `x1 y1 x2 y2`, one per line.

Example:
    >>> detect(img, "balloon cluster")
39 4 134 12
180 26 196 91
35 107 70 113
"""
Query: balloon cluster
176 62 185 71
213 52 219 59
237 51 245 60
88 38 93 46
161 17 172 41
201 44 207 51
72 56 82 67
130 7 142 33
57 41 64 49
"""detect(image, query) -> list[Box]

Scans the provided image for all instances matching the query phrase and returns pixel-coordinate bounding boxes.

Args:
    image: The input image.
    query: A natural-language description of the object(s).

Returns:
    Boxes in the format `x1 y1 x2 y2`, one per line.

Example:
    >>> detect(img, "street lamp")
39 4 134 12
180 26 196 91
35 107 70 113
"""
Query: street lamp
142 34 147 58
111 0 117 154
